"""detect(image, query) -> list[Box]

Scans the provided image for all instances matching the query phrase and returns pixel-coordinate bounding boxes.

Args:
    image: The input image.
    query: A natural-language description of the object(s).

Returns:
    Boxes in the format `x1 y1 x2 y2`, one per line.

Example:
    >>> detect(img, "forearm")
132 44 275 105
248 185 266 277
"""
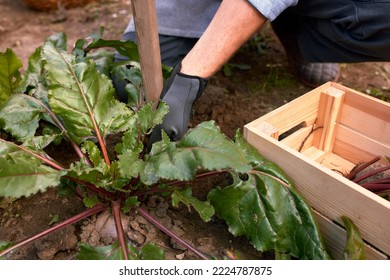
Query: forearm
181 0 267 78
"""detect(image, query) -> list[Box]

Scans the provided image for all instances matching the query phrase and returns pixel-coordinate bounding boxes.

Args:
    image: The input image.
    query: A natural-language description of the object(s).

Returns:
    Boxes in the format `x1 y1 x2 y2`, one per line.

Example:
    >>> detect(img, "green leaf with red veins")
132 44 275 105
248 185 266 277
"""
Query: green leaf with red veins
144 121 251 184
234 131 296 187
0 157 63 198
19 32 67 101
0 49 22 105
41 42 134 145
0 94 46 141
208 170 330 260
0 137 63 198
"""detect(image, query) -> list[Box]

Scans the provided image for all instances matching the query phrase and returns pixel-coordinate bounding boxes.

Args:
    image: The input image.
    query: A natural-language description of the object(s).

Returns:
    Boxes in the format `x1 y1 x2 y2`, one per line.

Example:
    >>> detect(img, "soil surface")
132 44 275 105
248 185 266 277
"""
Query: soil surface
1 0 389 260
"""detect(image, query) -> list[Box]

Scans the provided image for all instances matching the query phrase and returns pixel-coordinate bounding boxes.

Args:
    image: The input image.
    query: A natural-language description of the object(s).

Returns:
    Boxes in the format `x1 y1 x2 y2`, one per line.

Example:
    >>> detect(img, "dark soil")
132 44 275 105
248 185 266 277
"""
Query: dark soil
1 0 389 260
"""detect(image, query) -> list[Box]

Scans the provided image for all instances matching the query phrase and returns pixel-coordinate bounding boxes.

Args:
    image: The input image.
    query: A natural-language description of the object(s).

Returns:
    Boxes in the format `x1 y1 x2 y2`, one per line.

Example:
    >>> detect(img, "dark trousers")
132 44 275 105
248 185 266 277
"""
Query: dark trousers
115 32 198 67
274 0 390 62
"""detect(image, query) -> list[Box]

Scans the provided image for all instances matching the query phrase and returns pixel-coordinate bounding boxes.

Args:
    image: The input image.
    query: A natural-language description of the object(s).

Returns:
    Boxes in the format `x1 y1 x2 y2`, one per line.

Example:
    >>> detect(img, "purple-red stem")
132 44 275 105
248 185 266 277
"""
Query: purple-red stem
353 165 390 184
0 203 107 258
66 176 115 200
112 200 129 260
360 178 390 192
347 156 381 180
137 207 209 260
360 183 390 192
133 170 228 197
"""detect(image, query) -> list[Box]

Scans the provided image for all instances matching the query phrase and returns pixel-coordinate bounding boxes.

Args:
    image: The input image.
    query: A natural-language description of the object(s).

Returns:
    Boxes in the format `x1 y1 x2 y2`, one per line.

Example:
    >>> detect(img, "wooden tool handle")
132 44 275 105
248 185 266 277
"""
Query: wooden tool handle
131 0 163 108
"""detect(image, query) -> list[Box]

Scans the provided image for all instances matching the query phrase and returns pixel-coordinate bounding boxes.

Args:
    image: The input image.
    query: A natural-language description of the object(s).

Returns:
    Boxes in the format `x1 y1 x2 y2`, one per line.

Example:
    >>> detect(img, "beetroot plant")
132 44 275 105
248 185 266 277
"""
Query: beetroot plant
346 156 390 197
0 31 361 260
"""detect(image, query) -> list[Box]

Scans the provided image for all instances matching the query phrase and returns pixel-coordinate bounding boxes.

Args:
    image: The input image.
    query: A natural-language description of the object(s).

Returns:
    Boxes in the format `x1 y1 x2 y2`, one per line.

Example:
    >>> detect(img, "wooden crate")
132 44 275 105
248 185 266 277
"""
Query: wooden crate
244 82 390 259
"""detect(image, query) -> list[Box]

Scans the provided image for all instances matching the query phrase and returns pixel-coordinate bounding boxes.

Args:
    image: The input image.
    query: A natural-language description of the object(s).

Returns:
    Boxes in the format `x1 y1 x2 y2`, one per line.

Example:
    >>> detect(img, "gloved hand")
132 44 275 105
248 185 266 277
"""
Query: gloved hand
150 63 209 143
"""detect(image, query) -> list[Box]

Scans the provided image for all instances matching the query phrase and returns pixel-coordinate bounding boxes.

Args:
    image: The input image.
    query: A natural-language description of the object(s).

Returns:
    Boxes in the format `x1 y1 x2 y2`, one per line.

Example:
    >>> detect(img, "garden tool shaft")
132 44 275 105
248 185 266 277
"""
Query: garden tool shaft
131 0 163 108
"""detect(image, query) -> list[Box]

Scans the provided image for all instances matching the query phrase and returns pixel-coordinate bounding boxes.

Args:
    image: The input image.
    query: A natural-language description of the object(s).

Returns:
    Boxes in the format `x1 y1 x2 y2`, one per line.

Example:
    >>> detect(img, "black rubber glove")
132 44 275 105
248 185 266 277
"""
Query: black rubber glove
150 63 208 143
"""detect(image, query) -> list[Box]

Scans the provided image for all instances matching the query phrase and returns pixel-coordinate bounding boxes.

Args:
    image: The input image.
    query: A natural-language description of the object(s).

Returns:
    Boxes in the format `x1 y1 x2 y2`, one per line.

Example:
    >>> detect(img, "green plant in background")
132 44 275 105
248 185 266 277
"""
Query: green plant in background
221 32 266 78
364 87 390 103
0 30 363 260
245 32 271 56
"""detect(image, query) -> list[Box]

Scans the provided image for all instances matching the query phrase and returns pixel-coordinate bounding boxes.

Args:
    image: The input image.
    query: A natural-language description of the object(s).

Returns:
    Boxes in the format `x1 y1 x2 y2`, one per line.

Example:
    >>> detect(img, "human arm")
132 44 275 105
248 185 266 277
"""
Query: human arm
153 0 300 142
151 0 267 142
180 0 268 78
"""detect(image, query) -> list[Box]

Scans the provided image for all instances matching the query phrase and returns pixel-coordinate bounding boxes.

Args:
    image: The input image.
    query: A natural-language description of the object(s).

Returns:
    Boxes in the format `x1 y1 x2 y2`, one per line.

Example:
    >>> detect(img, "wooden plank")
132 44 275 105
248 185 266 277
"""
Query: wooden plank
318 152 355 175
334 125 390 164
336 82 390 125
255 122 279 139
312 88 345 151
280 126 315 151
301 146 326 162
131 0 163 108
339 103 390 144
243 126 390 256
246 86 323 136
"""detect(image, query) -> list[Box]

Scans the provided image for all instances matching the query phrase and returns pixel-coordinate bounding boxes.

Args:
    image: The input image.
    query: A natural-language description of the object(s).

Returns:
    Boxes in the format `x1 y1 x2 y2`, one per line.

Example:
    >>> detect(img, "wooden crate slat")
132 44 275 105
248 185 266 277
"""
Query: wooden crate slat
339 103 390 144
280 126 314 151
339 83 390 124
334 125 390 164
301 146 326 162
312 87 345 152
249 90 321 136
318 152 356 175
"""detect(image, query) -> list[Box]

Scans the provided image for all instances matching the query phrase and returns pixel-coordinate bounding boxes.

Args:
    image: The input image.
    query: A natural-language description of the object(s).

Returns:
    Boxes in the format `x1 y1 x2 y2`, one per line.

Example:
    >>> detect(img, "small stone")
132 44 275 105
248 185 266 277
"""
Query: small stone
176 253 185 260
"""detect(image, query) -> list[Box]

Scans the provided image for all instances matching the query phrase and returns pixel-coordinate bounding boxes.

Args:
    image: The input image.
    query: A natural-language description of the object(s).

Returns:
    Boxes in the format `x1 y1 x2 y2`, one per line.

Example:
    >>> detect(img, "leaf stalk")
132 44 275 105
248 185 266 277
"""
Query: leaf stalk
137 207 209 260
112 200 129 260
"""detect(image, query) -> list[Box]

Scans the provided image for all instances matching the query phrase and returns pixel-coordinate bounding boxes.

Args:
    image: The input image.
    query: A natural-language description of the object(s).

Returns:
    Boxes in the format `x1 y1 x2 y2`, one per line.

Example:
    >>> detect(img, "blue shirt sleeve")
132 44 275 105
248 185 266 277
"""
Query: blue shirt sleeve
124 0 299 37
247 0 298 21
